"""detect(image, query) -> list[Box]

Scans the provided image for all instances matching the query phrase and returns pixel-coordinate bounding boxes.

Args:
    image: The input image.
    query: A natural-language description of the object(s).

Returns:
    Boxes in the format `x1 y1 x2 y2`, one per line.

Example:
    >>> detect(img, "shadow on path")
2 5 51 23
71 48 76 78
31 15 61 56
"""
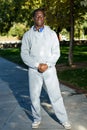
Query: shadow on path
0 58 60 124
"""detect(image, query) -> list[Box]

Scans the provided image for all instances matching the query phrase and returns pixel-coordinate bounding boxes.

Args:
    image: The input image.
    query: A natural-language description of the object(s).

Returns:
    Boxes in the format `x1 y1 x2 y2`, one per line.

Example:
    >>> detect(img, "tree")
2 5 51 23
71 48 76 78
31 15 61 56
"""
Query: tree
68 0 74 66
43 0 87 32
0 0 14 34
43 0 87 66
0 0 43 34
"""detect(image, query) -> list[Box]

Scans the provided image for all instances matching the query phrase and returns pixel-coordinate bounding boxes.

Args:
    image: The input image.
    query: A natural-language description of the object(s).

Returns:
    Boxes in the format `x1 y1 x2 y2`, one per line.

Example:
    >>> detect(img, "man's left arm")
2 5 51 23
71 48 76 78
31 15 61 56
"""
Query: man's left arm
46 31 60 67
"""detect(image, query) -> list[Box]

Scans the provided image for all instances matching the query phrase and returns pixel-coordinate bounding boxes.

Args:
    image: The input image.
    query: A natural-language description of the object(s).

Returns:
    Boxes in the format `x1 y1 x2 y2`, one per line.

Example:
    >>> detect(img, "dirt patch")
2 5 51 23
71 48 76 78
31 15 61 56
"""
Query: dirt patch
56 62 87 71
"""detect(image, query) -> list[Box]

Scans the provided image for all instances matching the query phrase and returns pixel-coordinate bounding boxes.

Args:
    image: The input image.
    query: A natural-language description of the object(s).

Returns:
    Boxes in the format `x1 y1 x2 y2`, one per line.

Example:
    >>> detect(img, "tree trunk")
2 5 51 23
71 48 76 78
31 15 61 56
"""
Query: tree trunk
68 0 74 66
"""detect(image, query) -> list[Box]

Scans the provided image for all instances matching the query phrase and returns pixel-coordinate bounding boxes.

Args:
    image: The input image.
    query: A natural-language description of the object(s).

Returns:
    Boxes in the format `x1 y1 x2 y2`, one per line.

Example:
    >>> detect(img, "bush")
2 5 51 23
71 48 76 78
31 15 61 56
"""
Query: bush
8 23 27 39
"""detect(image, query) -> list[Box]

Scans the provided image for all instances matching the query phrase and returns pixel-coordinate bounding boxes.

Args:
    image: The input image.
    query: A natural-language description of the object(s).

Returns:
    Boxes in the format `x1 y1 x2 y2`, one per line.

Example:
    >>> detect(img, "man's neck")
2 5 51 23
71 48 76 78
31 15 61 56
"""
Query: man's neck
33 25 44 32
34 25 44 30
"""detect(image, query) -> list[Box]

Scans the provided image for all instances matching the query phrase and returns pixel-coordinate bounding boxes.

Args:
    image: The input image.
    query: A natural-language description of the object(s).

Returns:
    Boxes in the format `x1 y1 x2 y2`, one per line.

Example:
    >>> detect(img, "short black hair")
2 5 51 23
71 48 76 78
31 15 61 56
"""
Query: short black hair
33 8 45 17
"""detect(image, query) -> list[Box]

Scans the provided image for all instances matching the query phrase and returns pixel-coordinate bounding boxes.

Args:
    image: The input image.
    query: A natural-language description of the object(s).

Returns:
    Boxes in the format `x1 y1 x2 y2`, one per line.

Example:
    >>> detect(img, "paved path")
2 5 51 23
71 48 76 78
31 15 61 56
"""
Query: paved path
0 57 87 130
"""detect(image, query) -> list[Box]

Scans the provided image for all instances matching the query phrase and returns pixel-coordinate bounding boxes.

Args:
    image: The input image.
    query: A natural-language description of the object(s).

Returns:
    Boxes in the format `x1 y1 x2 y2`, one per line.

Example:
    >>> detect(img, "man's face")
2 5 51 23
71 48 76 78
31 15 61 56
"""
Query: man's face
33 11 45 28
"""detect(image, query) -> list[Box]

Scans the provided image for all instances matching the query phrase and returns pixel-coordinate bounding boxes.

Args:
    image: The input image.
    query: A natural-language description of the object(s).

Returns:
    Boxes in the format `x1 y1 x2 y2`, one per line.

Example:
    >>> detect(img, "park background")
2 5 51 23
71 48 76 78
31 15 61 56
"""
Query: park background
0 0 87 94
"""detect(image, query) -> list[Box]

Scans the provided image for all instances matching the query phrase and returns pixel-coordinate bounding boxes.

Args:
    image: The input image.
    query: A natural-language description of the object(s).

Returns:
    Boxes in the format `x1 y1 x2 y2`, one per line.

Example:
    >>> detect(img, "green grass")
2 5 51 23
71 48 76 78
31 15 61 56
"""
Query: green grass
58 45 87 64
0 48 27 68
58 68 87 90
58 45 87 90
0 45 87 90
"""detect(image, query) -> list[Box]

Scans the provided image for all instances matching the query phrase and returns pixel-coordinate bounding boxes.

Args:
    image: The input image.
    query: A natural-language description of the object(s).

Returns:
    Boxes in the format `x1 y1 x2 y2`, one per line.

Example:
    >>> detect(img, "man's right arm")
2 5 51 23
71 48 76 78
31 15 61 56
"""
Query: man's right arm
21 32 39 69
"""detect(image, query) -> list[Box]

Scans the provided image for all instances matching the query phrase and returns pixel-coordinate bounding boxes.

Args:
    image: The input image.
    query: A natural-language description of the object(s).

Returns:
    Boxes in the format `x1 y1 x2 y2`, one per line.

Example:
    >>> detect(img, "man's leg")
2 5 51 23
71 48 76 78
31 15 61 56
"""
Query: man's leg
43 67 69 124
28 69 43 122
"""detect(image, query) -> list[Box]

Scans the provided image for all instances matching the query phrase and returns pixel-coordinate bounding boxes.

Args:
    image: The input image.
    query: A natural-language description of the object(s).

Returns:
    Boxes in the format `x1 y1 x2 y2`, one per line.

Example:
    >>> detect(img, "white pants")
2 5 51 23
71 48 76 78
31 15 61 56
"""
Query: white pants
28 66 69 123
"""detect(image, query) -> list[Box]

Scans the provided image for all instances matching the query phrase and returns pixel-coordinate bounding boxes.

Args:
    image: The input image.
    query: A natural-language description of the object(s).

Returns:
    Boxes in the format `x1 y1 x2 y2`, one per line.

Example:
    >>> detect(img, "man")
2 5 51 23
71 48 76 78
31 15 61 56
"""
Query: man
21 8 71 129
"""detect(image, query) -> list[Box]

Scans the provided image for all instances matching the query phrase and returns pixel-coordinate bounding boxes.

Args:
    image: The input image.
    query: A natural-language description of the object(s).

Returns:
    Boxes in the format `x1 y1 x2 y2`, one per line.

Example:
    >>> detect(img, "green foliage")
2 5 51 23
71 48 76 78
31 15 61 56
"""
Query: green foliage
0 0 87 36
0 0 13 34
0 0 43 34
44 0 70 30
42 0 87 34
8 23 27 39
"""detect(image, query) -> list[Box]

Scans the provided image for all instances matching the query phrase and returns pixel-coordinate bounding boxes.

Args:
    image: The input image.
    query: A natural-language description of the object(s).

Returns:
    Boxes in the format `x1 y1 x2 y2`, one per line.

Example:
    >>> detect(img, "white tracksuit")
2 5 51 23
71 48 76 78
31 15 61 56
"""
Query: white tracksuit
21 25 69 123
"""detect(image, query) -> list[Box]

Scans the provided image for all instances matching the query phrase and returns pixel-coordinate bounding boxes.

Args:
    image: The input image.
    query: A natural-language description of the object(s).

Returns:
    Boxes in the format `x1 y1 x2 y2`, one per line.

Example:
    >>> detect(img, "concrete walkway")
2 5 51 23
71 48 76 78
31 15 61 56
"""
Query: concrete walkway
0 57 87 130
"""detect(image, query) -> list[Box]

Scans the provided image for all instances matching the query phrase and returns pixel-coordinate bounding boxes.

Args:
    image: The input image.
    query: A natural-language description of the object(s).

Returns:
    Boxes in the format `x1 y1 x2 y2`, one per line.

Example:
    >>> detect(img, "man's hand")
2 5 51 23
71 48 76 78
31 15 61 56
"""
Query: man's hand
38 63 48 73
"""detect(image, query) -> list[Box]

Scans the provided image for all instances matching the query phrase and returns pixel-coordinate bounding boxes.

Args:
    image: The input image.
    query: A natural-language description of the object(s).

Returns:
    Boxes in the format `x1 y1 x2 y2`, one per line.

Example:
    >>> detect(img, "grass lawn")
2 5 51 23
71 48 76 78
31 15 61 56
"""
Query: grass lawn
0 45 87 90
58 68 87 90
58 45 87 64
0 48 27 68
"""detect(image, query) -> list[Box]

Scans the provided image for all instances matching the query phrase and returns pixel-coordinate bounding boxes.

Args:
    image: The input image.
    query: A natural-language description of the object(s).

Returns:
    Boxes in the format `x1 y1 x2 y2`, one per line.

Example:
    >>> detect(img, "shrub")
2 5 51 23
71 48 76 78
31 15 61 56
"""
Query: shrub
8 23 27 39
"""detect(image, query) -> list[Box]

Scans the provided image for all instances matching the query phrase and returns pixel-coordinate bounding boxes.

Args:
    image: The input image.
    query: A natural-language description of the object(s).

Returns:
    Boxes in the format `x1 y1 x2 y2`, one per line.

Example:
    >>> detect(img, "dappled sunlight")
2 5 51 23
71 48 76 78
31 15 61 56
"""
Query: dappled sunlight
70 122 87 130
16 65 28 71
41 102 52 108
76 124 87 130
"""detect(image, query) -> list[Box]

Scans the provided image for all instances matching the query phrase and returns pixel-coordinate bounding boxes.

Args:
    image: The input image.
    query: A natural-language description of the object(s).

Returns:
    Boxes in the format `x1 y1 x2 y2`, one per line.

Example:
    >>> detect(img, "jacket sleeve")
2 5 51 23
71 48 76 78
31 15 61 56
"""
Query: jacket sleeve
46 31 60 67
21 32 39 69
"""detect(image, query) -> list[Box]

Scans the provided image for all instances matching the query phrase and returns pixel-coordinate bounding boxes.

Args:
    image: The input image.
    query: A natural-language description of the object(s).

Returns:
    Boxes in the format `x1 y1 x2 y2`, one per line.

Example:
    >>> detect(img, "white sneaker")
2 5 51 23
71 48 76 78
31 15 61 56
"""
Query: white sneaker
32 121 41 128
62 122 71 129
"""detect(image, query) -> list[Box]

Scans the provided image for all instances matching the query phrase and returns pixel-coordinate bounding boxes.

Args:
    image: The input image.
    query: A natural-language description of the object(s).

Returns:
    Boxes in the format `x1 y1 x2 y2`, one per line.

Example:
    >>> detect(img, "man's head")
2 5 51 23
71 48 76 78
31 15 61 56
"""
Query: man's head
33 8 45 29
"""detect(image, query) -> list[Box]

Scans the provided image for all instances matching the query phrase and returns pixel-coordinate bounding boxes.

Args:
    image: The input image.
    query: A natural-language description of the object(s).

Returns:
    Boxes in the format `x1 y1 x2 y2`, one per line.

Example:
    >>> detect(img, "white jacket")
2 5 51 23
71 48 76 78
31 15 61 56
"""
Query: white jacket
21 25 60 69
